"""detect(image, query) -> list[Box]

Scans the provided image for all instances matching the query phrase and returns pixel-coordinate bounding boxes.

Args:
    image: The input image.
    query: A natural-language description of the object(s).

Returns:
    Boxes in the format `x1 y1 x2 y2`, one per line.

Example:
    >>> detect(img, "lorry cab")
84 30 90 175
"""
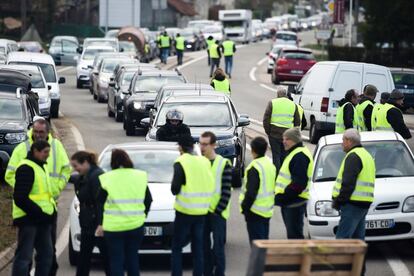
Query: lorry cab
219 9 252 44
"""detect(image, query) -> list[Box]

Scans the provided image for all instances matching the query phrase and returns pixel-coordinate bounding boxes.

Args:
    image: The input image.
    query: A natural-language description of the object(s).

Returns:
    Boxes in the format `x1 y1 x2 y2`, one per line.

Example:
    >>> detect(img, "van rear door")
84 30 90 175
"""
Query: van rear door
363 64 395 102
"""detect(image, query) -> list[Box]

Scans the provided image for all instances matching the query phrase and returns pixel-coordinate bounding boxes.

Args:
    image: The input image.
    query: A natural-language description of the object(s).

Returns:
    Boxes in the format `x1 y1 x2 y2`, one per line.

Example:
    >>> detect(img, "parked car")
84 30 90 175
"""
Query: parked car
271 48 316 84
7 52 65 118
123 69 186 136
292 61 395 144
143 94 250 187
119 41 138 59
76 45 116 88
274 31 298 46
201 26 223 43
18 41 44 53
251 19 264 42
80 37 119 53
69 142 193 264
48 36 79 66
390 68 414 109
266 44 297 74
0 39 18 56
181 28 203 51
308 131 414 241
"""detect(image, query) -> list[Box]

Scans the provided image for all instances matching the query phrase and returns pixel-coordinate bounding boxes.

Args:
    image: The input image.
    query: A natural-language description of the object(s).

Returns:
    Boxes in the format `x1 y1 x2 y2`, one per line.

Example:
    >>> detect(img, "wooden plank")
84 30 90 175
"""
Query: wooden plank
350 253 365 276
263 272 300 276
265 254 354 266
266 255 303 265
300 254 312 275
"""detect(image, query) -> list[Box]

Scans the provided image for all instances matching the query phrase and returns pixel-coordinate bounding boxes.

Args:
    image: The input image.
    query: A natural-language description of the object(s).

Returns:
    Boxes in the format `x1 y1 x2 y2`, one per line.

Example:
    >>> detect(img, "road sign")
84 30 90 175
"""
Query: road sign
316 30 332 40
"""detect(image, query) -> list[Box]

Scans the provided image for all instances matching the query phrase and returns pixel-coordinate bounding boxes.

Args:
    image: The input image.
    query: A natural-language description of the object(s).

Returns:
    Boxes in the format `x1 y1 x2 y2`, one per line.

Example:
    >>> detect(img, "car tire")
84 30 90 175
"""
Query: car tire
50 103 59 118
115 107 123 122
97 95 105 103
309 120 321 144
107 105 114 117
68 232 78 266
232 160 244 188
76 79 82 89
93 91 97 100
125 118 135 136
267 68 272 74
272 72 279 85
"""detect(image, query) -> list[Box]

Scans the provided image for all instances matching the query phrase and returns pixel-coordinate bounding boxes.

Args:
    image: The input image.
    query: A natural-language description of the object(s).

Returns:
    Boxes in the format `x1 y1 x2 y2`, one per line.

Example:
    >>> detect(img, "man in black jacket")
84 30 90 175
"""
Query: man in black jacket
385 90 412 139
336 89 359 133
156 109 191 142
357 85 378 131
12 140 55 276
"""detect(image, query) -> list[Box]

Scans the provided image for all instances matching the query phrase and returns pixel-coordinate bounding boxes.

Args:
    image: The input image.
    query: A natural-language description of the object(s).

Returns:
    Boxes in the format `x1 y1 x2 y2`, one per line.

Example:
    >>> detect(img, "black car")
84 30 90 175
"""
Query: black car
123 69 186 136
390 68 414 109
143 94 250 187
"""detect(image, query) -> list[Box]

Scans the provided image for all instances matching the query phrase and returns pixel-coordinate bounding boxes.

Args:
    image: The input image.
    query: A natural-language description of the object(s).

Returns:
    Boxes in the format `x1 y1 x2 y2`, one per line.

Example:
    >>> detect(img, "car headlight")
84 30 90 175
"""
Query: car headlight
133 101 146 110
5 132 27 144
216 138 235 147
403 196 414 212
315 201 339 217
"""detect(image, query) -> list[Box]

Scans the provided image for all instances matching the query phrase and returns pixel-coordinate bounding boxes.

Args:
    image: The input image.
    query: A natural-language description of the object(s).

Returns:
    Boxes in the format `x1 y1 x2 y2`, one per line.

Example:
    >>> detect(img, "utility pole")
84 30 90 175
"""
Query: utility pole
105 0 109 33
348 0 353 47
21 0 27 37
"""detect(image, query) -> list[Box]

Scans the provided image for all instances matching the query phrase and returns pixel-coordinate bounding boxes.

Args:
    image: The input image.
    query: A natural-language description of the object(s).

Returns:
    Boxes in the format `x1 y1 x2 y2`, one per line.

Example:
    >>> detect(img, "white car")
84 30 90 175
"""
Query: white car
76 45 116 88
267 44 297 74
7 52 65 118
202 26 223 42
307 131 414 241
1 64 51 118
82 37 119 52
69 142 193 265
274 31 298 46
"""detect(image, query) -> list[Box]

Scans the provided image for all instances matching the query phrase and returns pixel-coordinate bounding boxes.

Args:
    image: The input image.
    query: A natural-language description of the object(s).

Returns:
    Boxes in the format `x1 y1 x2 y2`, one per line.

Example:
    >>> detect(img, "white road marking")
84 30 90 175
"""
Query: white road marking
249 67 257 82
377 244 412 276
57 66 73 73
257 57 268 66
178 54 207 70
260 83 278 93
250 118 263 125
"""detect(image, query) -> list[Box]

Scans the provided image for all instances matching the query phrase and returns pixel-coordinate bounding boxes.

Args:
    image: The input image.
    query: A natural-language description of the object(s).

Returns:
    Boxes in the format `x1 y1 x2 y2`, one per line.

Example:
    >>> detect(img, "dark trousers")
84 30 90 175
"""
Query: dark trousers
207 50 211 66
49 215 58 276
12 224 53 276
245 216 270 244
203 213 226 276
176 49 183 65
210 58 220 77
268 136 287 173
281 205 306 239
224 56 233 78
105 227 144 276
171 212 205 276
76 231 110 276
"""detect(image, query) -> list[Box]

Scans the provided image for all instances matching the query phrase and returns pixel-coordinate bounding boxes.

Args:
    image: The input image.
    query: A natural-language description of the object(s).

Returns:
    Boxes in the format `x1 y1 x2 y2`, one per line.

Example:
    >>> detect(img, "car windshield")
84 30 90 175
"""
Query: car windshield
0 98 23 120
83 48 115 60
9 62 56 82
100 149 179 183
157 102 232 127
276 33 297 41
19 70 45 88
203 27 221 33
102 60 118 73
392 72 414 87
223 21 244 28
134 76 184 93
119 42 136 52
85 40 118 49
121 72 135 86
314 141 414 182
283 51 314 60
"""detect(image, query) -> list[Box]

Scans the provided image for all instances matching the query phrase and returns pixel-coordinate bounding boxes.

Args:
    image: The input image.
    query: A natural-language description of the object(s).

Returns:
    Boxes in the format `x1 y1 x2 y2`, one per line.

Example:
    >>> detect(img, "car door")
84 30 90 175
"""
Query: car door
61 40 79 66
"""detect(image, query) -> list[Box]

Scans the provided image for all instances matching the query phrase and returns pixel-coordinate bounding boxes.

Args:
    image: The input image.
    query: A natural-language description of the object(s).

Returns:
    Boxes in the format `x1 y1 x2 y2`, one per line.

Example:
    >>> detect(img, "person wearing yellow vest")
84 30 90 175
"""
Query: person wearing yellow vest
171 135 215 276
11 140 56 276
287 90 307 130
371 92 390 130
335 89 359 133
263 86 300 172
206 35 214 66
373 89 412 139
158 31 171 64
356 85 378 131
199 131 232 276
209 40 222 78
96 149 152 276
210 67 231 95
332 129 375 240
240 137 276 243
175 33 185 66
274 128 313 239
220 38 236 78
6 117 70 276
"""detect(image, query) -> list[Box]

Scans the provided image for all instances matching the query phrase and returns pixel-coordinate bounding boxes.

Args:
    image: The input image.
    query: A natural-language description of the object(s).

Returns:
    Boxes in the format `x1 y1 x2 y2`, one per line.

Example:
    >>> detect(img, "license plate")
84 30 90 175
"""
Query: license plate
144 226 163 236
291 70 303 74
365 219 395 229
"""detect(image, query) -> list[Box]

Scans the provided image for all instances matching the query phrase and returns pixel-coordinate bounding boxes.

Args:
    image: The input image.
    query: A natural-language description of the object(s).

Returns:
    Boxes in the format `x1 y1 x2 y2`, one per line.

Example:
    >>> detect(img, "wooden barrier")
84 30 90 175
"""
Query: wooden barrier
246 239 367 276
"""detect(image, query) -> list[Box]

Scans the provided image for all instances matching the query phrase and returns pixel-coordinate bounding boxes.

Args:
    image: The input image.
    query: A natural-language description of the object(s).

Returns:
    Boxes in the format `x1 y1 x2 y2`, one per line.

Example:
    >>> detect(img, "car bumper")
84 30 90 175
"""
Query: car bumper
128 107 150 127
97 86 109 100
276 71 305 82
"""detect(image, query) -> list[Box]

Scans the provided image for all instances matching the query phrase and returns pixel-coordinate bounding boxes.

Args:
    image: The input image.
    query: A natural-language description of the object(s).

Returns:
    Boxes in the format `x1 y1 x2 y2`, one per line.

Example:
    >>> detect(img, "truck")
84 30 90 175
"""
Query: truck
219 9 252 44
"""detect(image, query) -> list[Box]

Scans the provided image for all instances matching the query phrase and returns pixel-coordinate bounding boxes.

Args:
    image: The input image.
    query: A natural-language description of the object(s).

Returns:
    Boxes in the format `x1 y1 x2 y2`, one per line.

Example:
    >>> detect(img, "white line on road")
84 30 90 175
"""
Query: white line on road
260 83 278 93
257 57 268 66
377 244 412 276
249 67 257 82
250 118 263 125
57 66 73 73
178 54 207 70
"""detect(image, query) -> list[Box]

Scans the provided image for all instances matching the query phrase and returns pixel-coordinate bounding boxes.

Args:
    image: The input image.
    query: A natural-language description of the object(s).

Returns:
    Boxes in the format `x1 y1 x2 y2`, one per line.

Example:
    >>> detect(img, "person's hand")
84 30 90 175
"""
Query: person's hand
95 225 104 237
332 200 340 211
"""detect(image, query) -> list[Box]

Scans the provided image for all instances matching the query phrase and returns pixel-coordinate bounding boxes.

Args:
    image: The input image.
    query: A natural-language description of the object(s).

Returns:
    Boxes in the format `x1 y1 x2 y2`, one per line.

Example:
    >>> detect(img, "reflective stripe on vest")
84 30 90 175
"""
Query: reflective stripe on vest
332 147 376 203
297 104 304 128
212 79 230 94
174 154 215 215
100 168 147 232
373 103 395 131
175 37 185 50
335 102 358 133
240 156 276 218
222 40 235 56
270 97 296 128
209 155 231 220
356 100 374 131
209 44 219 58
275 146 314 201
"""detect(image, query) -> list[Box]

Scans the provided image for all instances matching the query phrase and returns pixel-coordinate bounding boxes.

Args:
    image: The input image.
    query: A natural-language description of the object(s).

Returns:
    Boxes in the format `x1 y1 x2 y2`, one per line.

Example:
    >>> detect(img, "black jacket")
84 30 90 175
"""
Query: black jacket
74 165 104 234
338 98 356 130
156 122 191 142
359 97 375 131
387 100 412 139
274 143 310 207
332 145 371 209
13 152 56 226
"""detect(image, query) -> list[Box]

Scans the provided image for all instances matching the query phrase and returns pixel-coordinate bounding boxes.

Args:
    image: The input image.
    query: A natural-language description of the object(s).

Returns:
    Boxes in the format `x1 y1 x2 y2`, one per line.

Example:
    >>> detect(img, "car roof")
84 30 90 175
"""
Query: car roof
101 141 179 154
0 91 24 99
52 36 78 41
84 37 118 42
319 131 405 146
0 69 31 87
0 64 41 72
163 94 228 104
277 31 297 35
160 83 213 90
389 67 414 73
138 70 181 76
7 52 54 63
85 45 115 50
101 57 131 63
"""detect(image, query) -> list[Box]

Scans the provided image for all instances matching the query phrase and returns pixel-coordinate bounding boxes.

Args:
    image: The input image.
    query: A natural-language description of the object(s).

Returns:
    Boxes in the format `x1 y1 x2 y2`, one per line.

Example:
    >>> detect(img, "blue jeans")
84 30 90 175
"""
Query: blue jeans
336 203 369 240
105 227 144 276
210 58 220 77
12 224 53 276
245 216 270 244
281 205 306 239
268 136 287 173
162 48 170 64
176 49 183 65
224 56 233 77
171 211 205 276
203 213 226 276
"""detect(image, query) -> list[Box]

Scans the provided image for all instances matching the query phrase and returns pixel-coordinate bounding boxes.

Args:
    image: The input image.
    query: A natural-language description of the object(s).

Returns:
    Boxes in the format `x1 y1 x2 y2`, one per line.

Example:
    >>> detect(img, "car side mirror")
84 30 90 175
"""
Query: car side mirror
76 47 82 54
140 117 150 128
87 65 93 69
58 77 66 84
47 85 52 90
93 70 98 75
237 116 250 127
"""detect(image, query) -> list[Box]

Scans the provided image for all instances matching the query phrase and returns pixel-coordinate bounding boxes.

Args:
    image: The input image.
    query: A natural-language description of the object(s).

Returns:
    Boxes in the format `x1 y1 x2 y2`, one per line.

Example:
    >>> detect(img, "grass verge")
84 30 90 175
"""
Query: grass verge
0 184 16 252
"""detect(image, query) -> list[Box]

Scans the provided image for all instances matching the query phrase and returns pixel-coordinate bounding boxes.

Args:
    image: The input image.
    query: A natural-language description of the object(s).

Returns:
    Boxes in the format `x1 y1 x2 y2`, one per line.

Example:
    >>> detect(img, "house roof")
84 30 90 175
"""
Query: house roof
167 0 197 16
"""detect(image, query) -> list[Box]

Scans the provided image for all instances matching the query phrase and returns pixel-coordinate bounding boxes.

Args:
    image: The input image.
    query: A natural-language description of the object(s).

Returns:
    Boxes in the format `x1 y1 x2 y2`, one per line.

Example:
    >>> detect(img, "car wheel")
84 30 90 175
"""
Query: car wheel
123 114 127 130
115 106 123 122
93 91 97 100
97 94 105 103
50 103 59 118
272 72 279 85
232 160 244 188
107 105 114 117
267 68 272 74
68 232 78 266
76 79 82 89
125 117 135 136
309 120 321 144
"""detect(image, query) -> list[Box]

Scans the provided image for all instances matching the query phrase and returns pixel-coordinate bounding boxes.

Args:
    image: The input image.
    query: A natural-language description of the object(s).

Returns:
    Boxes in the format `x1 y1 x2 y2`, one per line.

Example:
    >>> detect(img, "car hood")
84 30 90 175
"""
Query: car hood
128 93 157 102
0 119 26 132
148 126 234 141
275 39 296 45
78 59 93 68
31 87 50 98
148 183 175 211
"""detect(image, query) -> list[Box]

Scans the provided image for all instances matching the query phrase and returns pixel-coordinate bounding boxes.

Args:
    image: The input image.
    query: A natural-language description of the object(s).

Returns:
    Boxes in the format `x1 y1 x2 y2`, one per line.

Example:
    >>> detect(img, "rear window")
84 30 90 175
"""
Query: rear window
9 62 56 83
276 33 297 41
282 51 314 60
392 72 414 86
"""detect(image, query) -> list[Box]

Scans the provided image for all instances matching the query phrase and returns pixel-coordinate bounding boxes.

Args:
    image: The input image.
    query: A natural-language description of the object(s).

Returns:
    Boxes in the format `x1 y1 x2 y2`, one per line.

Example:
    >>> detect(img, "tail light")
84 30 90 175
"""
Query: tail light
321 97 329 112
277 58 288 66
308 60 316 65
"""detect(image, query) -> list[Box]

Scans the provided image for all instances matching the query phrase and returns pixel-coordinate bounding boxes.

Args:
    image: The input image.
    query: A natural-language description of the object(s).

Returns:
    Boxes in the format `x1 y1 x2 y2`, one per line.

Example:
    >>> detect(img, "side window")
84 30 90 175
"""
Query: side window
62 40 78 53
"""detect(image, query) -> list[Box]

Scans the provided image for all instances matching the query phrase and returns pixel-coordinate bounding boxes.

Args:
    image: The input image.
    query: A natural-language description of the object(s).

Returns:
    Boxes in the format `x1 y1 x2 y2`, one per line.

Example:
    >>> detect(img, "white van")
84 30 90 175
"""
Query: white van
293 61 395 144
7 52 66 118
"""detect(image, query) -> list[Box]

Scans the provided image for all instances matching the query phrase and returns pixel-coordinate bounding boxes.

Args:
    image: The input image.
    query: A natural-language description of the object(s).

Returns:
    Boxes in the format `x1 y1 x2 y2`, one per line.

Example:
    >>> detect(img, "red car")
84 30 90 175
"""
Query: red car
271 48 316 84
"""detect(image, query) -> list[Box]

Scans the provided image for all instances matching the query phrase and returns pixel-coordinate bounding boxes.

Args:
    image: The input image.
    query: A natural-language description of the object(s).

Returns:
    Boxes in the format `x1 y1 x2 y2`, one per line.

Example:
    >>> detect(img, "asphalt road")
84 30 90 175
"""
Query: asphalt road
11 33 414 276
